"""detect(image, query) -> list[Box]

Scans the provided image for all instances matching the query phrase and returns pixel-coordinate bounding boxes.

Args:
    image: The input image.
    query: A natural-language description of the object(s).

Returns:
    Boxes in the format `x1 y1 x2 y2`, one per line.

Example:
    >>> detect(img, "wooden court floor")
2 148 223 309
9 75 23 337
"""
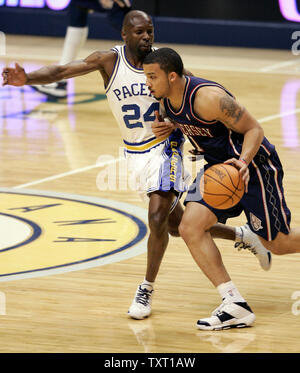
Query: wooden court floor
0 34 300 354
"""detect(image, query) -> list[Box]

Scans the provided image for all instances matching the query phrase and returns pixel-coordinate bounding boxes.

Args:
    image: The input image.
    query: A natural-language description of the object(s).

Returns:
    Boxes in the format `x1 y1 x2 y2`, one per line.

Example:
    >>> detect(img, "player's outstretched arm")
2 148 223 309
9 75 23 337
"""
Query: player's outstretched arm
2 51 116 87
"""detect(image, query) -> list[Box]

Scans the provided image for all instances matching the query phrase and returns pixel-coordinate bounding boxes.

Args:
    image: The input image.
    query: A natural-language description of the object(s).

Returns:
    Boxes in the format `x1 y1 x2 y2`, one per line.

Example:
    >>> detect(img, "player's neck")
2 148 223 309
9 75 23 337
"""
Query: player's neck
168 76 187 111
124 47 144 69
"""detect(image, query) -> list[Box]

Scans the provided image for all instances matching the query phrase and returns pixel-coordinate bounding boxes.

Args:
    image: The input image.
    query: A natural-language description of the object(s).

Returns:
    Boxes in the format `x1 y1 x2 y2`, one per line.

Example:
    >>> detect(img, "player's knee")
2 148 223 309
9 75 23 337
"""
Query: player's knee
178 221 188 240
178 220 200 243
168 225 180 237
148 209 169 234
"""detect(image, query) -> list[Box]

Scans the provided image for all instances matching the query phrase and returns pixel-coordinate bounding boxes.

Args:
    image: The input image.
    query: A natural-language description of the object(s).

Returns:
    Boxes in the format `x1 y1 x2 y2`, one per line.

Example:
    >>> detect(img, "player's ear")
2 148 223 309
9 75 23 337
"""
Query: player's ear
169 72 177 83
121 29 126 42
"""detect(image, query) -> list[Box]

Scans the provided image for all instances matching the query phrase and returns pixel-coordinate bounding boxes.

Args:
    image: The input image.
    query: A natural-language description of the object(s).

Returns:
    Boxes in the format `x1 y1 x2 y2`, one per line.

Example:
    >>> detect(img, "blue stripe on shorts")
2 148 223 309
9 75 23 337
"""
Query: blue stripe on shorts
158 129 186 193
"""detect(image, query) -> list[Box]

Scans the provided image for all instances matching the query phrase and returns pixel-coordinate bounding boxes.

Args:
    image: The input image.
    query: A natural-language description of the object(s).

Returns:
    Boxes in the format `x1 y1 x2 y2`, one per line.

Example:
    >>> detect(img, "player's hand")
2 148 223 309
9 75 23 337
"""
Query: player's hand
224 157 249 193
2 63 27 87
151 111 176 139
113 0 131 8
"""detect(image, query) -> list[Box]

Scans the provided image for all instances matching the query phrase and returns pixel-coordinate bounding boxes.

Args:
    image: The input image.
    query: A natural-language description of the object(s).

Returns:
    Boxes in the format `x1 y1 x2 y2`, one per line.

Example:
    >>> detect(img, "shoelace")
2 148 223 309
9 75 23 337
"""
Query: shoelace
235 241 257 255
215 309 225 317
212 299 227 316
135 287 152 306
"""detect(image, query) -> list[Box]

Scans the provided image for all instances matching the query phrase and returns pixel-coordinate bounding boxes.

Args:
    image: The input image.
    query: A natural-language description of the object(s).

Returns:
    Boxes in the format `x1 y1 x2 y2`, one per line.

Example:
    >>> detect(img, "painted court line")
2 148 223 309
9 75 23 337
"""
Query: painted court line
13 157 123 189
258 107 300 123
259 59 300 72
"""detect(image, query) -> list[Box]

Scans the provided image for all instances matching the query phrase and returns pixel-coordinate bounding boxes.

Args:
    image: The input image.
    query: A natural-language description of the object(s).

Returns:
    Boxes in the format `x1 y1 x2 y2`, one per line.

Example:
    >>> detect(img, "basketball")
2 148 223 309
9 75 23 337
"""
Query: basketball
199 163 245 209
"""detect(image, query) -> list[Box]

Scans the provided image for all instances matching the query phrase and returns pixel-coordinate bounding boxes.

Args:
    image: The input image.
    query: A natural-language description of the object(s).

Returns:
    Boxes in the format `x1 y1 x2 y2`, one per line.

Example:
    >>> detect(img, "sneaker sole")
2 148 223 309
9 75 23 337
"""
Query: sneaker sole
128 311 151 320
197 313 256 331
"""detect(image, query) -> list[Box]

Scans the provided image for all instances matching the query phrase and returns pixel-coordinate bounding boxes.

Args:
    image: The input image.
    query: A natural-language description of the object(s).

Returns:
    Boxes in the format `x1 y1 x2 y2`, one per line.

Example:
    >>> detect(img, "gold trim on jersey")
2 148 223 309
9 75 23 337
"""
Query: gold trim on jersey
120 46 145 74
124 135 169 153
105 49 121 94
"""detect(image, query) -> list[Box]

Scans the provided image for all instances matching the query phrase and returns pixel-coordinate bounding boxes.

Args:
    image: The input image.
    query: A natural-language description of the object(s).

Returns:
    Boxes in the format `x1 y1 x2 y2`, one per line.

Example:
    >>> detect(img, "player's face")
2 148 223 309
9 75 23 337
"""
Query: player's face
144 63 170 100
123 17 154 59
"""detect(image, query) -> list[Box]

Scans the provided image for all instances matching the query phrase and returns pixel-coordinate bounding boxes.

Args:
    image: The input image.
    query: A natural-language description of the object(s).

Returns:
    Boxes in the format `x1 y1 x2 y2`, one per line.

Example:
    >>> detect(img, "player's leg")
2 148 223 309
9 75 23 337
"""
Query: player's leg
168 198 271 271
59 0 89 66
179 202 231 286
258 229 300 255
168 203 236 241
167 195 183 237
128 190 176 319
178 202 255 331
242 151 298 256
128 129 191 320
146 191 176 281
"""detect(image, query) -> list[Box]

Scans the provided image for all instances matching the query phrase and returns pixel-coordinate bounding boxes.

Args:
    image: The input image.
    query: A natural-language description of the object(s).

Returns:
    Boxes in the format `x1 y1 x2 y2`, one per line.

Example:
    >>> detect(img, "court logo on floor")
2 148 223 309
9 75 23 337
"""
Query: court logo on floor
0 188 148 282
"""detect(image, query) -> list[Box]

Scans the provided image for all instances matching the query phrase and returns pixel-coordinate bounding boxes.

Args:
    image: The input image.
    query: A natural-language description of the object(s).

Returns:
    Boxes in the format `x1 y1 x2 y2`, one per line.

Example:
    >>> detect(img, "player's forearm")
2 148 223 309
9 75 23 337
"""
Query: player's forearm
25 65 67 85
240 126 264 164
25 58 100 85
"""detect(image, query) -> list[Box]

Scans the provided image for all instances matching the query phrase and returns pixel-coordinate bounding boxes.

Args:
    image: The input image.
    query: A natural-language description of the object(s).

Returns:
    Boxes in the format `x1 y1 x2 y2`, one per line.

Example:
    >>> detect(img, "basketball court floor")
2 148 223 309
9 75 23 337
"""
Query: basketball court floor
0 34 299 353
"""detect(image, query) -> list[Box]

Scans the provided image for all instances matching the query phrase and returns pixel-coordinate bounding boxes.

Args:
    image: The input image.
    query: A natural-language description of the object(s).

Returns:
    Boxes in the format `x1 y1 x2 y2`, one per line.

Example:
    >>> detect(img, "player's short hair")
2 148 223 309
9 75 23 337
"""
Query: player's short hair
122 10 152 32
143 48 183 77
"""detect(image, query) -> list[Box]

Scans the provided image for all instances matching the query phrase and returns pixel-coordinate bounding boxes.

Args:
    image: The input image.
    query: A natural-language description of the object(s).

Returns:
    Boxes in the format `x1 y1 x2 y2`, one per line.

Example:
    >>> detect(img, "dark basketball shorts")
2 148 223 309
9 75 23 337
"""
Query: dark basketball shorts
184 151 291 241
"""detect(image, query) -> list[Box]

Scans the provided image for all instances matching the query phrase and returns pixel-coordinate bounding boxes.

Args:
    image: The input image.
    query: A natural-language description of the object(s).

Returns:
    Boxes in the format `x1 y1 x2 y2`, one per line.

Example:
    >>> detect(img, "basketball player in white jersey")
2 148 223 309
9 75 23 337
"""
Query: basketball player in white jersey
2 10 271 320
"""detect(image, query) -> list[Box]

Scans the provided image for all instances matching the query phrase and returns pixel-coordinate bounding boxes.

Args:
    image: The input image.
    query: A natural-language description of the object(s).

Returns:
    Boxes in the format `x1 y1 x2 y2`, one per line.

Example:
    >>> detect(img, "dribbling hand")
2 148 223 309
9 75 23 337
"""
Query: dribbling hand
224 157 250 193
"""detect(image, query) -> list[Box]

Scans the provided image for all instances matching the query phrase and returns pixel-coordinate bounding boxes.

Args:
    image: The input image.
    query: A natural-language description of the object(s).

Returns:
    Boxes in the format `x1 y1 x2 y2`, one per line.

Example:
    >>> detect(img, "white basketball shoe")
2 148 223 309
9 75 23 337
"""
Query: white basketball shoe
235 224 272 271
197 299 256 331
31 81 67 99
128 284 154 320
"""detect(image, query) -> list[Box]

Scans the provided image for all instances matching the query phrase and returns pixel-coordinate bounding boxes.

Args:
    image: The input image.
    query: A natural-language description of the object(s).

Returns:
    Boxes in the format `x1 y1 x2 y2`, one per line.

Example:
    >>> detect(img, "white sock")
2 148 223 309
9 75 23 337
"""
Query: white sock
217 281 245 303
235 226 243 242
59 26 89 65
141 278 154 290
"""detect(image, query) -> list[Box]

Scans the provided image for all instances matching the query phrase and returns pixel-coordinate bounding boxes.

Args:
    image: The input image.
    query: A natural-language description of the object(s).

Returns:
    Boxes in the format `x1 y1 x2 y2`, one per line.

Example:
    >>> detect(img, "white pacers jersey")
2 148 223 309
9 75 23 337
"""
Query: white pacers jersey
105 45 168 153
105 45 190 197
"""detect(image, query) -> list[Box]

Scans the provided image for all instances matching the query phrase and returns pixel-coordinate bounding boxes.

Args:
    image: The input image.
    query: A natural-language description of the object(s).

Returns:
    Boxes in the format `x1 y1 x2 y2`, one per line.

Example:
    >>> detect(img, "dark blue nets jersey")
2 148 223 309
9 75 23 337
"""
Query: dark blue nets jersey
163 76 275 165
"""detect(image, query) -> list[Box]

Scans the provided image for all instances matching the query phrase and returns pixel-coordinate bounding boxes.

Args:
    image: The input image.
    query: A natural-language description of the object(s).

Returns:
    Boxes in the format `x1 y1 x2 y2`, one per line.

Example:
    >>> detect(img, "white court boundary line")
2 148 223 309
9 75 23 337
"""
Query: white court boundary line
259 59 300 72
13 157 123 189
259 108 300 123
11 108 300 189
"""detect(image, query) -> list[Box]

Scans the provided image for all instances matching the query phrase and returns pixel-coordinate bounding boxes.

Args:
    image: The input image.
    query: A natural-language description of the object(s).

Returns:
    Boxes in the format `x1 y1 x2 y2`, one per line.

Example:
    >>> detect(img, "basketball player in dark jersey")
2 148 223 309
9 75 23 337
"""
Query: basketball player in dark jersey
143 47 300 330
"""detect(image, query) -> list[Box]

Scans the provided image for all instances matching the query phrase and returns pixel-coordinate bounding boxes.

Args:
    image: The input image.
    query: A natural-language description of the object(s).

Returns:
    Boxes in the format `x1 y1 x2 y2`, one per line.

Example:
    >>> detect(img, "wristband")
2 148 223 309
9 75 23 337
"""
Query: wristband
239 158 247 165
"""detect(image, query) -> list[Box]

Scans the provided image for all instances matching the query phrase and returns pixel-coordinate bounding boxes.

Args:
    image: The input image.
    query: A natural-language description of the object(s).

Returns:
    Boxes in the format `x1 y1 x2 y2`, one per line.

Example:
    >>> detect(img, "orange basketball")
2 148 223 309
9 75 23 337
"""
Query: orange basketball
199 163 245 209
